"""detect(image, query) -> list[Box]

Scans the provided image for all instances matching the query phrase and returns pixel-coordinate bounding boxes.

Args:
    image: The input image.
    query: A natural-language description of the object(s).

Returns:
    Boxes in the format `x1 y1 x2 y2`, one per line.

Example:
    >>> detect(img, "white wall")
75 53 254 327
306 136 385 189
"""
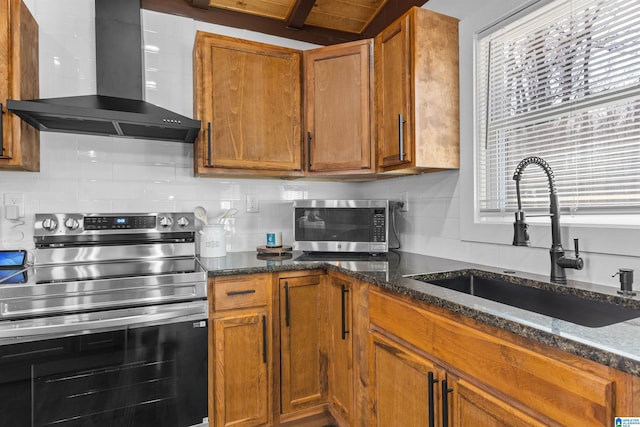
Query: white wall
0 0 359 252
2 0 638 289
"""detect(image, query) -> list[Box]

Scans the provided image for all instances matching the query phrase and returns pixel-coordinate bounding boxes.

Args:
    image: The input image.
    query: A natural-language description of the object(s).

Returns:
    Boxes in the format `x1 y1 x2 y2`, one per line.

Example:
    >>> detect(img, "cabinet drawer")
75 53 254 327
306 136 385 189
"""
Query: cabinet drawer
212 274 270 312
369 289 614 426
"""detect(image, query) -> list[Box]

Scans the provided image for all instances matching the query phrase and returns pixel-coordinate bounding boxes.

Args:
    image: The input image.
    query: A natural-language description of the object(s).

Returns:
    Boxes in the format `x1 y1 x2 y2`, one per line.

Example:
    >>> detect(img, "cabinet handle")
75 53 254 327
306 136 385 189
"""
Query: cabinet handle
441 379 453 426
207 122 212 167
284 281 290 327
0 103 4 157
398 113 406 161
428 372 439 427
341 284 350 340
262 315 267 364
226 289 256 296
307 131 312 171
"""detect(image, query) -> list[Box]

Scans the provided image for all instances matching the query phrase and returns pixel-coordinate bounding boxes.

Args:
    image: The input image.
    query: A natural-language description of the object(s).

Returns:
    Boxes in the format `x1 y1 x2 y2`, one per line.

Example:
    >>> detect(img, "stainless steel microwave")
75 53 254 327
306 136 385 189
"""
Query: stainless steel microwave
293 200 389 253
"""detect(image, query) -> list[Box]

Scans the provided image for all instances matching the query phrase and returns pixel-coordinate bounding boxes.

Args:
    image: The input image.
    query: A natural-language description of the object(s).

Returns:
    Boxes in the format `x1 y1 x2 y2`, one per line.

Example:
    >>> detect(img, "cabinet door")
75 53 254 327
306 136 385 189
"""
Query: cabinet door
193 32 302 176
212 312 269 427
0 0 39 171
279 275 324 413
375 13 412 169
327 276 354 423
370 333 444 427
452 377 548 427
304 39 374 174
375 7 459 173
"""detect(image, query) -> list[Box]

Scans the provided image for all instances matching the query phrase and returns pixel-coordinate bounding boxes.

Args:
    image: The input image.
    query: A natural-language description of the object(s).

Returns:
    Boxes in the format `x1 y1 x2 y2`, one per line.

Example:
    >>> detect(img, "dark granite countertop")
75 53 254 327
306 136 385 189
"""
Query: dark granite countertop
199 250 640 377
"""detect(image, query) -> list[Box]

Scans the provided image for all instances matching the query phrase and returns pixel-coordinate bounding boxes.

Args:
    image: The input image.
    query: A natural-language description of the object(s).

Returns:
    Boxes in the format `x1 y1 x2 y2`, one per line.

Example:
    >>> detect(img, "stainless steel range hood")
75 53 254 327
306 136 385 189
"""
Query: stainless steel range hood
6 0 200 144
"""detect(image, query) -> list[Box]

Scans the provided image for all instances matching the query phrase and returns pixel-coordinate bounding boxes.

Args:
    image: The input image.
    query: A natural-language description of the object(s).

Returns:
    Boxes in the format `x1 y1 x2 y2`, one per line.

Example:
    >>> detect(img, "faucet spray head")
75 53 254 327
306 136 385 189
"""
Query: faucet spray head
513 211 530 246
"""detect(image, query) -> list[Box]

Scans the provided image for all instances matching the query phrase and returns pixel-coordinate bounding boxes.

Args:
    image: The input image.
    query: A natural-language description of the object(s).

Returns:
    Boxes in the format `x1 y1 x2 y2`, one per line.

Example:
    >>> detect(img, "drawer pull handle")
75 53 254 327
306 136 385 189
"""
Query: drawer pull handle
226 289 256 296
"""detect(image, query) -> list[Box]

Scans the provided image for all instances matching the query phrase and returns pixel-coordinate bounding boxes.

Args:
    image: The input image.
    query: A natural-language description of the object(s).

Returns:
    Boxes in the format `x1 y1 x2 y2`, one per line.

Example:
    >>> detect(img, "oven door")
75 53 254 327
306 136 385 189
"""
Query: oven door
0 302 207 427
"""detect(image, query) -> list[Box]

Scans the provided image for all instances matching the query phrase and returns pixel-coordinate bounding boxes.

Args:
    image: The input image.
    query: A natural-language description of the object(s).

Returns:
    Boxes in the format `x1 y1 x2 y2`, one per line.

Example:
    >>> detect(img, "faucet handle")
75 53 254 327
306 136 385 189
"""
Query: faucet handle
573 238 584 270
557 238 584 271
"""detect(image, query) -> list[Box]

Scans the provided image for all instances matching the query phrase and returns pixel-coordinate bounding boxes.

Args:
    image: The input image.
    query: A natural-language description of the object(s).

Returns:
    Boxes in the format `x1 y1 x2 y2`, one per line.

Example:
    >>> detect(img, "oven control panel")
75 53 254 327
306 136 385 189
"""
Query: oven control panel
85 215 157 230
34 212 195 236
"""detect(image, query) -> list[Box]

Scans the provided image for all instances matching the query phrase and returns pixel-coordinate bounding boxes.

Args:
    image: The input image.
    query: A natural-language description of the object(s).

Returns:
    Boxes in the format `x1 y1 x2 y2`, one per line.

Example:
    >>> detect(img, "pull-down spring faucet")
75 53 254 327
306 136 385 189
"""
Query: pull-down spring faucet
512 156 584 284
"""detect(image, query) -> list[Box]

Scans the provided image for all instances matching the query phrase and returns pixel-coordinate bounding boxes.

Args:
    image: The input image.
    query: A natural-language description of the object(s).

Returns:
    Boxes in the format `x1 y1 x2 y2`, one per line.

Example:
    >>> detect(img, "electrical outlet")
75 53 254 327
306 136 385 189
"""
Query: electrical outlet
400 191 409 212
4 193 24 218
246 194 259 213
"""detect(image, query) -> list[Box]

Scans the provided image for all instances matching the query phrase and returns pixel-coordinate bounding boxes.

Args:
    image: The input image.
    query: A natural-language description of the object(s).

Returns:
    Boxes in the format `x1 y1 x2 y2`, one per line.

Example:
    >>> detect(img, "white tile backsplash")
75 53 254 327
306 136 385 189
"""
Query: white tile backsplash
2 0 638 290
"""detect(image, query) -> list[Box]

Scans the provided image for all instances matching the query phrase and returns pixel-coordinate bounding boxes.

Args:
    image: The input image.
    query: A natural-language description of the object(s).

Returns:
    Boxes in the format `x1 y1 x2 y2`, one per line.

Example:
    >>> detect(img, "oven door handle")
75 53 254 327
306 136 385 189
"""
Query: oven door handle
0 302 207 340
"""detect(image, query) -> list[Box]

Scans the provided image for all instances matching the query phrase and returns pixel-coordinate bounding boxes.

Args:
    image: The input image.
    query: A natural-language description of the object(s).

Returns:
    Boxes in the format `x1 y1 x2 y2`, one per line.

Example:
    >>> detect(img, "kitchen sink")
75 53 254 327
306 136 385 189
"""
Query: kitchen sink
406 272 640 328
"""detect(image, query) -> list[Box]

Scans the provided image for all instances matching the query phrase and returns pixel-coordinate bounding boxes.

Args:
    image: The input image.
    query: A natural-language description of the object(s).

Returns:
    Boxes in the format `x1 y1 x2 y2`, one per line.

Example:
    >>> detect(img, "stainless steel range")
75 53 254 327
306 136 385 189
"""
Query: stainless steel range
0 212 208 427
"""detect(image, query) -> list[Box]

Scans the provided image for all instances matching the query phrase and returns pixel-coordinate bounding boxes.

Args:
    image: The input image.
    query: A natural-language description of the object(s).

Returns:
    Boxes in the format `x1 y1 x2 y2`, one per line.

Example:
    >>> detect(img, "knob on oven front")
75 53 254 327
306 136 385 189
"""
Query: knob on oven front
64 217 80 230
177 216 190 227
42 217 58 232
159 216 173 228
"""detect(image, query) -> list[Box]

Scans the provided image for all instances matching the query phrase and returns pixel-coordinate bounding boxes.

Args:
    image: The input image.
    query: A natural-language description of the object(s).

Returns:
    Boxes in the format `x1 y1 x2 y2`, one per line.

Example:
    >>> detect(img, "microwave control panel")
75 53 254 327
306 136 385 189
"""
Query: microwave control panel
372 209 386 242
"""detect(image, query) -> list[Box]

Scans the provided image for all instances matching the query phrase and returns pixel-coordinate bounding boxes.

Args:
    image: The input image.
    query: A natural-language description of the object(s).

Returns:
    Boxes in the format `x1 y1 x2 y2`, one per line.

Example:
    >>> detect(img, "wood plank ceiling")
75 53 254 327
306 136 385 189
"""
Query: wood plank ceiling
141 0 428 45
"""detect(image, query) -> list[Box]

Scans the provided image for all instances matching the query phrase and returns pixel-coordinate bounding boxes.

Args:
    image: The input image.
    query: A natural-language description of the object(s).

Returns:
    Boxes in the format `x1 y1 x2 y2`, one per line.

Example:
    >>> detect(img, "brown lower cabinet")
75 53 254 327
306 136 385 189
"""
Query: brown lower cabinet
209 274 272 427
370 332 446 426
326 274 354 423
209 271 640 427
278 272 326 417
370 332 546 427
369 288 640 426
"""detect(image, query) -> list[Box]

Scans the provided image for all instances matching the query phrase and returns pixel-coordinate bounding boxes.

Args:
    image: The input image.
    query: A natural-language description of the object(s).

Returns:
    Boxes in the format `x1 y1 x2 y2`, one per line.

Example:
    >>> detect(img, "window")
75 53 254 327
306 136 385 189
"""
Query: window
476 0 640 218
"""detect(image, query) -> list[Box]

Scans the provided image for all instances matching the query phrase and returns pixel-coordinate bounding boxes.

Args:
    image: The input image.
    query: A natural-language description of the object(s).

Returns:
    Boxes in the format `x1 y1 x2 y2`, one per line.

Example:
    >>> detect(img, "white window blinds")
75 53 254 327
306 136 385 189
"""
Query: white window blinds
476 0 640 215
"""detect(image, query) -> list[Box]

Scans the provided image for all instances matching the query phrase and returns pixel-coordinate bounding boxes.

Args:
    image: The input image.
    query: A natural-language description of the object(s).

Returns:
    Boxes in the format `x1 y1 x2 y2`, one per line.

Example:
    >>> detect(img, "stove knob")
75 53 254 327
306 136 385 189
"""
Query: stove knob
177 216 190 227
64 217 80 230
159 216 173 228
42 217 58 232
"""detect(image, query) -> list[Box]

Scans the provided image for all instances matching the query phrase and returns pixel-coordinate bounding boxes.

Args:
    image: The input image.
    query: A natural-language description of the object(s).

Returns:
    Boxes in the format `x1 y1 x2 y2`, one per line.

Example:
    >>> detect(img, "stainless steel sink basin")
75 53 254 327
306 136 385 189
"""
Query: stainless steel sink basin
406 272 640 328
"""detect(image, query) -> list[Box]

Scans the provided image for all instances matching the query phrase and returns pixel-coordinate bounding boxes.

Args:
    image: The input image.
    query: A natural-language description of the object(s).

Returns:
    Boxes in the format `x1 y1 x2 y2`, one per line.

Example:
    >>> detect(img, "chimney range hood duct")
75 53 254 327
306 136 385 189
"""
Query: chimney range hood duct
7 0 201 144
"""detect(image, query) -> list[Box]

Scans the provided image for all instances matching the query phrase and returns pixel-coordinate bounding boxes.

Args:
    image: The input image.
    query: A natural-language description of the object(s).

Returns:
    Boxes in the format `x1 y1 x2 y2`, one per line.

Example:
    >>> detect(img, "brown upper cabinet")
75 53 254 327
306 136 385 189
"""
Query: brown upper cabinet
375 7 459 174
193 6 460 180
193 32 303 178
303 39 375 177
0 0 39 171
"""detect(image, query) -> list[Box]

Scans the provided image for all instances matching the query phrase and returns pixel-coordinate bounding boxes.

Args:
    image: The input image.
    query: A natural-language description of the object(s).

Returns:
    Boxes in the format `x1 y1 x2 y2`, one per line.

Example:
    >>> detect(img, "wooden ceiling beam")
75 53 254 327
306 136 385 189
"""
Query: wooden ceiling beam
286 0 316 30
190 0 209 10
141 0 360 45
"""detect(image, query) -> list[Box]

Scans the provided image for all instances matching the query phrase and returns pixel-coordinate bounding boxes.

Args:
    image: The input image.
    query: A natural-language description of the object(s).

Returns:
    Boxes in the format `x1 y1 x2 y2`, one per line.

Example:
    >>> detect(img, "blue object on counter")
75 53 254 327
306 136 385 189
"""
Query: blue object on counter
0 250 26 268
